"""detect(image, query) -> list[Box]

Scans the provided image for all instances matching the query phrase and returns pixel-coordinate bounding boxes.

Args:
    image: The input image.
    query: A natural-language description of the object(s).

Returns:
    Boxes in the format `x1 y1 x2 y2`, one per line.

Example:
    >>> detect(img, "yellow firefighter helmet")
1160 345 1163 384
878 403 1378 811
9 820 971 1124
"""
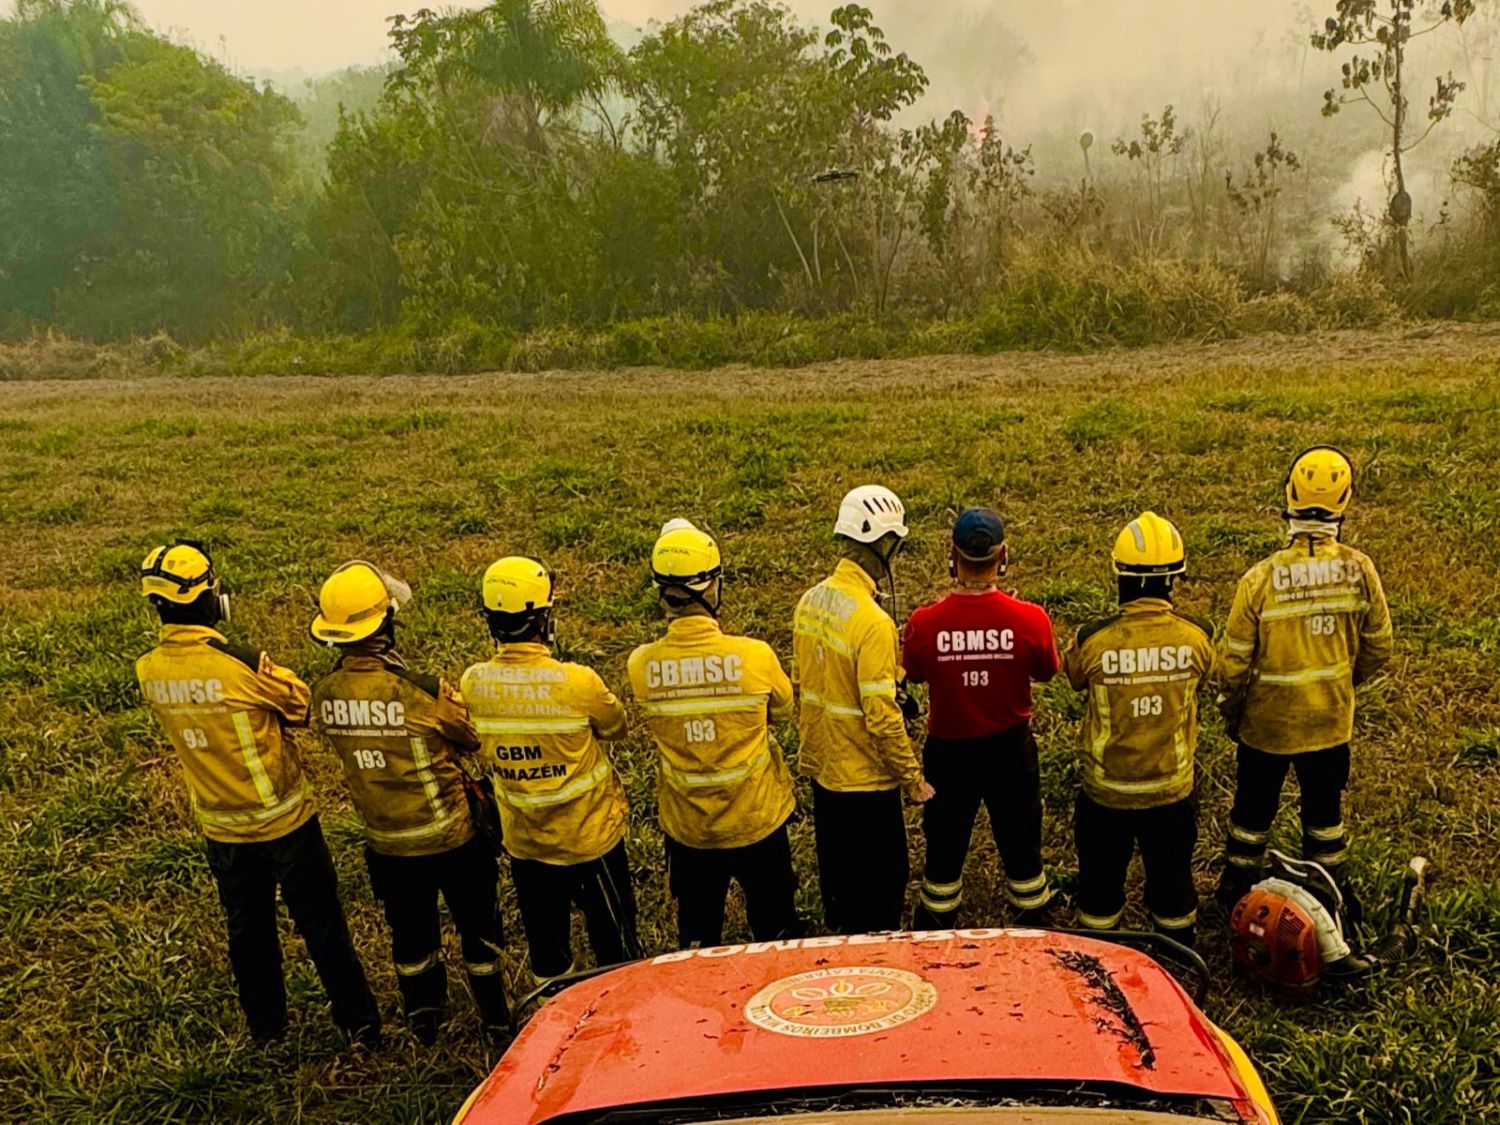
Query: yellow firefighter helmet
140 542 219 604
1285 446 1354 517
1112 511 1186 576
310 560 412 644
482 556 554 615
651 519 722 591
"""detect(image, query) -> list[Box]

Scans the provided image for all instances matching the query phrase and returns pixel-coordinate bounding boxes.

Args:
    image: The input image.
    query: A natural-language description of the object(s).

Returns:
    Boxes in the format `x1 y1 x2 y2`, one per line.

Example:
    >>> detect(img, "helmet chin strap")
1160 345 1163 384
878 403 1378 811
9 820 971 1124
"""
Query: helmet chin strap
666 584 721 618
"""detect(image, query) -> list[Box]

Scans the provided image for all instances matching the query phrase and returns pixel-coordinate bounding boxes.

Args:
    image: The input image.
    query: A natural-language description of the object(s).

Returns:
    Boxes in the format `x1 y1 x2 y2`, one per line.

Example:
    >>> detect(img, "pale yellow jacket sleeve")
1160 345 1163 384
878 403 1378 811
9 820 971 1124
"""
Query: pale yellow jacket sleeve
582 669 629 739
761 642 796 724
241 652 312 725
1062 630 1088 691
1218 575 1259 727
855 612 922 790
1354 560 1394 685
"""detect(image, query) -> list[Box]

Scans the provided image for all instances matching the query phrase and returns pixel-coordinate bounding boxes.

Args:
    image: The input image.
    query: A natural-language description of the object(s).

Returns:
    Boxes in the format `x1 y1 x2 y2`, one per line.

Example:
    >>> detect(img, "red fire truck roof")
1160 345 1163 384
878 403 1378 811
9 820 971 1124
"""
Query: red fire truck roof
459 929 1260 1124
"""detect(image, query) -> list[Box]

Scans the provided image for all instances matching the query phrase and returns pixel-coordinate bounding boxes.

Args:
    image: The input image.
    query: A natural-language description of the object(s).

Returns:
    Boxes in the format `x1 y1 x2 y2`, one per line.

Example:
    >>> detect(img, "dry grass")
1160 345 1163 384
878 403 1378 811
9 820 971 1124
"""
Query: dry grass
2 327 1499 1122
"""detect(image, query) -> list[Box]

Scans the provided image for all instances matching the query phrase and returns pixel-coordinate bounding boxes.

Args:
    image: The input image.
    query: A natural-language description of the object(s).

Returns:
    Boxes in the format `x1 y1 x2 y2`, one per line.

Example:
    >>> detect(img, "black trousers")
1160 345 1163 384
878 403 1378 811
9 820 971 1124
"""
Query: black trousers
364 834 510 1030
911 727 1049 930
1075 794 1198 941
665 823 801 948
203 815 380 1040
509 841 639 980
812 782 908 934
1224 743 1351 881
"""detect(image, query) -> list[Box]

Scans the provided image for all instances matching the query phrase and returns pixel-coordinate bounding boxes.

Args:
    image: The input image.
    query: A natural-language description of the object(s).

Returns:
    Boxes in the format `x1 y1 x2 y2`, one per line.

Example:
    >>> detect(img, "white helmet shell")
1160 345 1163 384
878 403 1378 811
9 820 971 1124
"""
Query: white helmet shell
834 485 908 544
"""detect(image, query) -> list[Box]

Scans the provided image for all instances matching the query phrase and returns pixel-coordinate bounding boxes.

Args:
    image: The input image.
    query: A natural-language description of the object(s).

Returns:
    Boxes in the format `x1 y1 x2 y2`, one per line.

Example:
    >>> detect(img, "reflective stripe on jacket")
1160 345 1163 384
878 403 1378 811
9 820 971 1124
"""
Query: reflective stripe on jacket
792 559 921 792
460 642 629 864
312 652 480 856
628 615 796 849
1219 534 1393 755
136 625 314 843
1063 599 1216 809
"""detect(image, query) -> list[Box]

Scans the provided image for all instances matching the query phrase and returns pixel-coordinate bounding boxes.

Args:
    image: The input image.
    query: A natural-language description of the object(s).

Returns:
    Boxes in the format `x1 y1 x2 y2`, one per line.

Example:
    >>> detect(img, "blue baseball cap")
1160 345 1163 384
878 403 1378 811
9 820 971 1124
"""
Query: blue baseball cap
953 507 1006 562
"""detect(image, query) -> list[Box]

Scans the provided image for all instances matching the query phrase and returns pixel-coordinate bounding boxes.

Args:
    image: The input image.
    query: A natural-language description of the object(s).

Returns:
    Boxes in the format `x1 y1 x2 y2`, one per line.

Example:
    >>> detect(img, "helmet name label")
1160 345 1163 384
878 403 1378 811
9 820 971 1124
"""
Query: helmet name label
645 654 742 689
142 678 224 705
1101 646 1196 676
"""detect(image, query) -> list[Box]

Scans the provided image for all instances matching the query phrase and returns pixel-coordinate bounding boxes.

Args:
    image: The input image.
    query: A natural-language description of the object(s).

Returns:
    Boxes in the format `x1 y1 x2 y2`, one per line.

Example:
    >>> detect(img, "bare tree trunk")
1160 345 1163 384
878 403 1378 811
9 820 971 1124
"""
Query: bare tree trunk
1392 12 1412 278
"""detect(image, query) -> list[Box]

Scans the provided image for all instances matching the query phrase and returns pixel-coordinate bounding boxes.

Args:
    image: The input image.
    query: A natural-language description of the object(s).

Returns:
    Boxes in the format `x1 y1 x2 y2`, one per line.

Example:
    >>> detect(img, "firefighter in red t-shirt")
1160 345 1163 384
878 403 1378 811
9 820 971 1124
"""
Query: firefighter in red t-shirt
905 508 1061 929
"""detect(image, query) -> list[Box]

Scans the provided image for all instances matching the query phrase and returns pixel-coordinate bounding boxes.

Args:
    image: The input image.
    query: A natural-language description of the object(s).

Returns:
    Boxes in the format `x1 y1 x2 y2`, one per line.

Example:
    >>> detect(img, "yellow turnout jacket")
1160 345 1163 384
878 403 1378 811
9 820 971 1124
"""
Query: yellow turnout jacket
460 642 629 864
792 559 922 793
628 615 796 849
1220 532 1393 755
311 652 480 856
136 625 313 843
1063 599 1216 809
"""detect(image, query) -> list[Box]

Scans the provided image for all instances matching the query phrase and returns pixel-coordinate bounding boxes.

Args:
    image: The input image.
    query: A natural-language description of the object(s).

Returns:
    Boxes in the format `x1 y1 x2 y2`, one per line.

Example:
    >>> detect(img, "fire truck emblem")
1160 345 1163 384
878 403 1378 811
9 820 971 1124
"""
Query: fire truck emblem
744 966 938 1038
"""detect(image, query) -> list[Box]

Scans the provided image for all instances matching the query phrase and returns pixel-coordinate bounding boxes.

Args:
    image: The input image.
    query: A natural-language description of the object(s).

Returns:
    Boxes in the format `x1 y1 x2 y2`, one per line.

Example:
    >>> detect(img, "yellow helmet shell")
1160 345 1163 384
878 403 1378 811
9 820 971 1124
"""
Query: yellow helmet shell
1285 446 1353 517
311 561 399 644
140 543 217 604
482 557 553 614
651 519 722 590
1112 511 1186 576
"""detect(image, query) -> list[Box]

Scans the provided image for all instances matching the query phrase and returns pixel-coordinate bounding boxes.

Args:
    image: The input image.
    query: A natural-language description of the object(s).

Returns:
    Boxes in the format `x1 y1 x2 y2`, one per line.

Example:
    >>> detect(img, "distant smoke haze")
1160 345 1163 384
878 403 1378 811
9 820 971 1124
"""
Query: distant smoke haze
61 0 1500 226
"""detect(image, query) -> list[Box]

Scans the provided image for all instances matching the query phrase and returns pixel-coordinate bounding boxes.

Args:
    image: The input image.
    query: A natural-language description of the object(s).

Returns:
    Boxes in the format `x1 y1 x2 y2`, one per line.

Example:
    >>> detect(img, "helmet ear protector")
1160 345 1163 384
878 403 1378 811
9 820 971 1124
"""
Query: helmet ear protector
142 538 230 624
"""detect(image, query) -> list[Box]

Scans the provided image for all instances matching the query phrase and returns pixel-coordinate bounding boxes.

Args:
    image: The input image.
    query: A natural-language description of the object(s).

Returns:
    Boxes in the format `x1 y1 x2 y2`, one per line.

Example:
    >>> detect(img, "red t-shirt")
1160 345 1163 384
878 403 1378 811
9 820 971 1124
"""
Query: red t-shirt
903 590 1060 739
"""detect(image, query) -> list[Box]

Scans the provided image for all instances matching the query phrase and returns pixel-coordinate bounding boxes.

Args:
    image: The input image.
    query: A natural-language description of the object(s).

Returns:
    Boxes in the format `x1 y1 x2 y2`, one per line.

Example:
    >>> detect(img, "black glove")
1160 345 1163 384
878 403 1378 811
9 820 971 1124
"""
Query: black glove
896 678 921 722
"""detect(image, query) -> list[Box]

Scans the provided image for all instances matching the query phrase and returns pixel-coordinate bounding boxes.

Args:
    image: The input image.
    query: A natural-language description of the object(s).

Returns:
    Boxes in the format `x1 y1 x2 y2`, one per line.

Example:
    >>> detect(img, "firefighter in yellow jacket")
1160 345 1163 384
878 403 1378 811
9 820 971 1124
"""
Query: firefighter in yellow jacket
1063 513 1216 947
461 557 639 981
1216 448 1394 916
309 560 510 1043
628 520 800 948
793 485 934 935
135 542 380 1045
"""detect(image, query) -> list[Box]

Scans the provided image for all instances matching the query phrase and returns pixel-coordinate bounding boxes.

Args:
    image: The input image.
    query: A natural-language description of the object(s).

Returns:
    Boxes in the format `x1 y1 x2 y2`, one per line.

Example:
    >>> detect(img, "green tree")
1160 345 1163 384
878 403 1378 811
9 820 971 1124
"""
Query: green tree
0 0 134 325
1312 0 1476 275
306 0 639 330
629 2 926 312
62 37 302 337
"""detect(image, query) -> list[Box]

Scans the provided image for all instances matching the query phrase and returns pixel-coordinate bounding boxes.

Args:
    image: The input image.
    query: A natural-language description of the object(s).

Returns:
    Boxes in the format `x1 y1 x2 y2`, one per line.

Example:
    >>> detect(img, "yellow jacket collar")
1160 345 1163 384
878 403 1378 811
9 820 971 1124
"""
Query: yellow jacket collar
666 615 724 640
1120 598 1174 615
831 558 878 596
159 624 227 644
336 650 404 672
494 642 551 662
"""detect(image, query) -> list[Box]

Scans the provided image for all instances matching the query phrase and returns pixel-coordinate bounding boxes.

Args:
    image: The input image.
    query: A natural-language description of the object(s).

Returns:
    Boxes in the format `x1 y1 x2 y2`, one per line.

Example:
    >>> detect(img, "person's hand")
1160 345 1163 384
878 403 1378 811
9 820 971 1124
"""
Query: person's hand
908 780 936 804
896 679 921 721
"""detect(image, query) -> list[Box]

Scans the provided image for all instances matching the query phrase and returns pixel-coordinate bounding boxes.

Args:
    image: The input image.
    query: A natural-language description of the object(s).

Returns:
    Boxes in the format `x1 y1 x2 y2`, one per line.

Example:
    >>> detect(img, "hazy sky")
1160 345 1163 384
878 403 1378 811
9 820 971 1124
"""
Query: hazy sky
110 0 1308 84
126 1 713 75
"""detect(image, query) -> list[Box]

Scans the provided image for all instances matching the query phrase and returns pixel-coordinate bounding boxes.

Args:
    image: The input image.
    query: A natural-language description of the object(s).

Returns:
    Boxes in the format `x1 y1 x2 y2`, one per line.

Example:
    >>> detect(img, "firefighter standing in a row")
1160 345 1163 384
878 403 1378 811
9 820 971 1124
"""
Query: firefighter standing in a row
1063 513 1216 947
904 507 1061 929
135 543 381 1046
1216 448 1393 917
793 486 934 935
629 520 801 946
461 557 640 983
307 561 511 1043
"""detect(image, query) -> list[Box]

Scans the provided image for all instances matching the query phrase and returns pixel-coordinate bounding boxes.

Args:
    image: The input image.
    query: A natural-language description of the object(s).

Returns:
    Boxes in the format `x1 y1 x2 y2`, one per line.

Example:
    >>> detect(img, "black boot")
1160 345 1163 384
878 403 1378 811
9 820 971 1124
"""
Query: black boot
1215 864 1258 913
468 968 513 1037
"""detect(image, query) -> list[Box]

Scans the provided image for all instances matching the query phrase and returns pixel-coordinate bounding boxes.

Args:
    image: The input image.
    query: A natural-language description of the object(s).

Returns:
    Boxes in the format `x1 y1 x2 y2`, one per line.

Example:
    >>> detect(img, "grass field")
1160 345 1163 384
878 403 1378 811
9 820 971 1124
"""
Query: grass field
3 325 1499 1123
